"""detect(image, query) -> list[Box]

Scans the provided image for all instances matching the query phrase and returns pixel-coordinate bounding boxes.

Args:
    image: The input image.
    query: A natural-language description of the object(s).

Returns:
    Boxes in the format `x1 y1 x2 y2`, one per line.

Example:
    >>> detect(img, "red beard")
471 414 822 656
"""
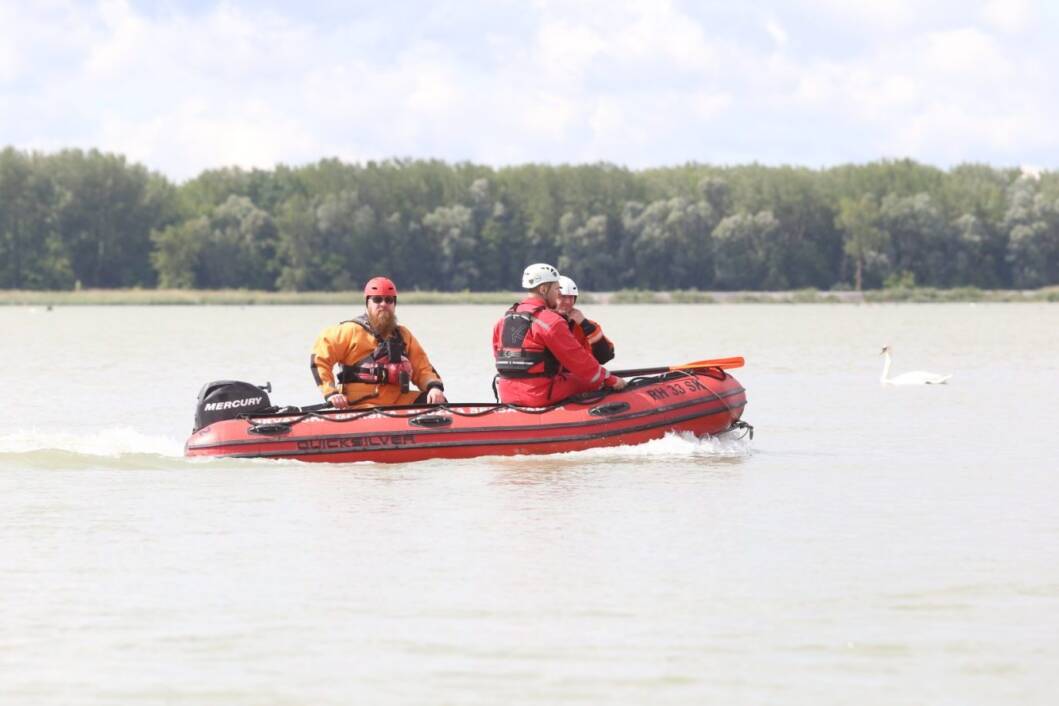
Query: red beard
369 308 397 339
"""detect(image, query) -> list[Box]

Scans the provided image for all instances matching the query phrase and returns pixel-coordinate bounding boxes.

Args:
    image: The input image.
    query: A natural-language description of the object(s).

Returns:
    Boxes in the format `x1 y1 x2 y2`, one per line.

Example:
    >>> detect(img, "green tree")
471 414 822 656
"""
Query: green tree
274 192 377 291
556 212 622 290
423 204 479 290
306 190 380 290
151 195 277 288
835 195 887 291
712 211 782 290
877 193 951 286
951 214 1002 288
45 149 176 287
151 216 209 289
620 197 716 289
0 149 73 288
1004 177 1059 288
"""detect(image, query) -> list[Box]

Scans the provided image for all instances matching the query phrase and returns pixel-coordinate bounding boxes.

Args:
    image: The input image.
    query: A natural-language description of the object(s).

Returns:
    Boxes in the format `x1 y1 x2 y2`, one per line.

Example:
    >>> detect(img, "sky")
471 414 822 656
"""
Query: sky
2 0 1057 181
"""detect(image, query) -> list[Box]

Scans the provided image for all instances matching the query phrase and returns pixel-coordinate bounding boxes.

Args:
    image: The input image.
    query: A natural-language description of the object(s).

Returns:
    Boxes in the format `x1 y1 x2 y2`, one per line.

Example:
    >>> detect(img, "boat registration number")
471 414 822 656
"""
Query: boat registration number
645 378 709 401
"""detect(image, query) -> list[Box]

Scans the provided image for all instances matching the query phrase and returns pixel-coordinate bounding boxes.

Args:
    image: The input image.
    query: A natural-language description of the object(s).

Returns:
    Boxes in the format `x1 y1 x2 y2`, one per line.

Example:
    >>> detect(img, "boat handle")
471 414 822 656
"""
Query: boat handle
409 415 453 428
589 401 630 416
248 422 292 435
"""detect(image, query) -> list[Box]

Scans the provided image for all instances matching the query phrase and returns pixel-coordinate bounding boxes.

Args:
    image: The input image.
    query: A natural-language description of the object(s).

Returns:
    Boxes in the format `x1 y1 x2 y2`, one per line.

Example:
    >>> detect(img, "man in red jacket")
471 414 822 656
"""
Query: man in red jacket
493 263 626 406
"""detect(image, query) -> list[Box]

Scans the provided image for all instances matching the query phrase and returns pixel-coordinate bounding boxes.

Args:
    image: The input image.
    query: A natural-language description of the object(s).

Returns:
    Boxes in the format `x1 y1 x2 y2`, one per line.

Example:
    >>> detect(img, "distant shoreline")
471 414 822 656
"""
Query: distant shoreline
2 287 1057 306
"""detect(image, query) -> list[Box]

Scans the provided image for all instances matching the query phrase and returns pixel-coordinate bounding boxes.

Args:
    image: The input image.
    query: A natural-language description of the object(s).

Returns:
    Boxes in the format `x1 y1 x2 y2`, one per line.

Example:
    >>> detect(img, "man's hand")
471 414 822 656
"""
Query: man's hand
606 375 627 390
426 388 447 405
327 393 350 409
568 307 585 324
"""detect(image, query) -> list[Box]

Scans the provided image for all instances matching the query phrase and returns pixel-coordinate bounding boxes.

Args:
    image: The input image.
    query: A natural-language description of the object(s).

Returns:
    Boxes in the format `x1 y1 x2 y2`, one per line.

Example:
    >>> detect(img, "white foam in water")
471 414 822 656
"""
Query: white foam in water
562 429 753 460
0 427 184 457
0 427 750 466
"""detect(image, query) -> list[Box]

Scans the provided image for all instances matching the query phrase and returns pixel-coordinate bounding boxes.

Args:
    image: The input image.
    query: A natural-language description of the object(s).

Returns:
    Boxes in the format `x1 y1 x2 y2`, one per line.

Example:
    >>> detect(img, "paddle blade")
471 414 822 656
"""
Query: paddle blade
672 356 744 371
610 356 745 377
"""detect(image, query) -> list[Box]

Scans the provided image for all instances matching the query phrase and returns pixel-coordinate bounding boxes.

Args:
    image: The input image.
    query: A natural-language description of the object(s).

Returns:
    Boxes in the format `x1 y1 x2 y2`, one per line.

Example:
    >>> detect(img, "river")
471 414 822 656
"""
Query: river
1 303 1057 704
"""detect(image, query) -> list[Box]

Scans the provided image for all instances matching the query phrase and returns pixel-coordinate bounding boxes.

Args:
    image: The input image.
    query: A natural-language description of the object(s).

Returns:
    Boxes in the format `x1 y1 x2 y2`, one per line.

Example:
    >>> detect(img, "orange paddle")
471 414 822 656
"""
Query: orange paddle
611 356 744 377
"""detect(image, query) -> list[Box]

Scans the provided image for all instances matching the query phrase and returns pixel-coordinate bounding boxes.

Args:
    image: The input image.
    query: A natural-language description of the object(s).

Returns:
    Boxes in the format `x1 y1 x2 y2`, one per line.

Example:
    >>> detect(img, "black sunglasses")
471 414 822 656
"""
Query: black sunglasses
368 296 396 304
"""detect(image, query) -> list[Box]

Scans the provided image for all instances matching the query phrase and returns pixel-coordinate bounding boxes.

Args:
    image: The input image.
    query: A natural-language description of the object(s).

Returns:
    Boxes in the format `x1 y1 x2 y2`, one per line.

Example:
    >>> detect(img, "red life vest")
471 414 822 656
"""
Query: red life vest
494 303 560 378
336 315 414 390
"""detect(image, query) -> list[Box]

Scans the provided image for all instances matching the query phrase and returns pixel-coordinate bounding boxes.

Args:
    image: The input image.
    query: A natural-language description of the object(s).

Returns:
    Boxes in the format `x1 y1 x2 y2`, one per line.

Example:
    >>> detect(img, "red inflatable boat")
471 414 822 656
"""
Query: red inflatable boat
184 368 748 464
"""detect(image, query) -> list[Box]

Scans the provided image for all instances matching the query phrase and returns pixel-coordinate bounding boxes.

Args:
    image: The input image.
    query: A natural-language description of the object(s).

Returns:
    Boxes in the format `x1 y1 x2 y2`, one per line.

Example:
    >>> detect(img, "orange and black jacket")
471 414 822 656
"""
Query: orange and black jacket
311 319 443 407
570 318 615 365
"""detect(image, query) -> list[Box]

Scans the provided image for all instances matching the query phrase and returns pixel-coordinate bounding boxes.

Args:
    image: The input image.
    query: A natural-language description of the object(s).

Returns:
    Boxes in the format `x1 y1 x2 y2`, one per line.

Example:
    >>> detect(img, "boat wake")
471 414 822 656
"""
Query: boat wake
0 428 189 471
567 429 753 461
0 427 184 456
0 426 752 472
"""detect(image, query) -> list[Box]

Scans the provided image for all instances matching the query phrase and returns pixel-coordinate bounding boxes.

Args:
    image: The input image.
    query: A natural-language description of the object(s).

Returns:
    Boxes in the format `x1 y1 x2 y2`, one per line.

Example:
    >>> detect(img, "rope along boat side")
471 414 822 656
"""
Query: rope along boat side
184 369 750 463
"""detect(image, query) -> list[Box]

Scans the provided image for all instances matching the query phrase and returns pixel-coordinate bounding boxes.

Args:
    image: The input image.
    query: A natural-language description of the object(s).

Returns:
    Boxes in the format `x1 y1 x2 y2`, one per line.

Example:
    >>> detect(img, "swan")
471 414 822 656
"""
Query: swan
880 346 951 385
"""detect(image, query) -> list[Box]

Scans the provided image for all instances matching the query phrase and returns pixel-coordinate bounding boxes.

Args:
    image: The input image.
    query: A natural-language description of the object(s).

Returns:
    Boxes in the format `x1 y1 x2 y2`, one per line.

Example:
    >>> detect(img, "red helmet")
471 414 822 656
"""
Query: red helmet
364 276 397 298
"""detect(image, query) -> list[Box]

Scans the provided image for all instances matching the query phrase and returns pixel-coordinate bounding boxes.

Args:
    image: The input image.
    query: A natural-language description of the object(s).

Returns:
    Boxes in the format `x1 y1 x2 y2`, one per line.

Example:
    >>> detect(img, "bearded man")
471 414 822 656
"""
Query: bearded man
311 276 446 408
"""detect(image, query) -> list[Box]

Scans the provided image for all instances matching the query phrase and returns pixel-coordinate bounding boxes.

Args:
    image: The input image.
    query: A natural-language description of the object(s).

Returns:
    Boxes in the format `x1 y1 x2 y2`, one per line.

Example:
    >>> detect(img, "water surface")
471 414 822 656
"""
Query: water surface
2 304 1057 704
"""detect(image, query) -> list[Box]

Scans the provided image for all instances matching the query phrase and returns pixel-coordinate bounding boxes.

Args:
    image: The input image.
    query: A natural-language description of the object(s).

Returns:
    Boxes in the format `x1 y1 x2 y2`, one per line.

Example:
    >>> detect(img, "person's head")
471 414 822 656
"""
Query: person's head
521 263 561 309
364 276 398 337
557 275 579 315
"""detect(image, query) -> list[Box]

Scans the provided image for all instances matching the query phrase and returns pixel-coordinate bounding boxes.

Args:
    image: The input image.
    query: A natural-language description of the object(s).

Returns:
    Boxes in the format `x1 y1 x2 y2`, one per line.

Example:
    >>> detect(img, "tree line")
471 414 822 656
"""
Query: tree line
2 146 1058 292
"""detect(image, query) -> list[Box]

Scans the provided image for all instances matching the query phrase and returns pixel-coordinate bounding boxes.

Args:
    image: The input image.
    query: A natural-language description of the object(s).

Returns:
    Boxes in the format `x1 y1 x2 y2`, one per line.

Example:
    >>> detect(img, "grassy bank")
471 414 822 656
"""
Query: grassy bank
2 287 1057 306
608 287 1059 303
0 289 523 306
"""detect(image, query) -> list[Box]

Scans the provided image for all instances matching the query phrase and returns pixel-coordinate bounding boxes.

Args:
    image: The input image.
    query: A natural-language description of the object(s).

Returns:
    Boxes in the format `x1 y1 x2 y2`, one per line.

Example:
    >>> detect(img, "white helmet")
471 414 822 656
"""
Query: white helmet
558 275 579 296
521 262 560 289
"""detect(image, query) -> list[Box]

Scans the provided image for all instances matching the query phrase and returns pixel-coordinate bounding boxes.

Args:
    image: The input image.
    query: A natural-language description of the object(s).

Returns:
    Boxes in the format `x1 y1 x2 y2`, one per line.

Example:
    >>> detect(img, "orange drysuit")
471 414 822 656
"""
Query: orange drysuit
311 318 443 407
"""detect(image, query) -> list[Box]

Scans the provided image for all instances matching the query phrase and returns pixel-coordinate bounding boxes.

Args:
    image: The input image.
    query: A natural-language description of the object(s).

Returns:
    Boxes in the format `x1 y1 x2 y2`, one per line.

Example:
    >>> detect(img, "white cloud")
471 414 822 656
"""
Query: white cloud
0 5 19 81
764 17 788 48
535 18 607 81
921 27 1013 79
97 99 322 176
84 0 143 77
981 0 1034 33
890 100 1056 162
0 2 90 83
692 91 732 120
532 0 720 77
612 1 717 72
804 0 921 31
515 91 579 141
3 0 1059 177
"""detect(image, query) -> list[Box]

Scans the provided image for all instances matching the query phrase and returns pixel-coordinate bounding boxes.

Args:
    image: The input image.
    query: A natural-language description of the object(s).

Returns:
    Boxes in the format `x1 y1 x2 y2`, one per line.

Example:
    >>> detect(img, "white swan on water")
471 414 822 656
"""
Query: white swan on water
880 346 951 385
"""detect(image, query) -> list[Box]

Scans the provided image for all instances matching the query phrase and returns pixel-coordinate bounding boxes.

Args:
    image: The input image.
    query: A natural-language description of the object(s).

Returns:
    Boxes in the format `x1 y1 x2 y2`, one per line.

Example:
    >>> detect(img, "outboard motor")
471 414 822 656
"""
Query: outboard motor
193 380 272 432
